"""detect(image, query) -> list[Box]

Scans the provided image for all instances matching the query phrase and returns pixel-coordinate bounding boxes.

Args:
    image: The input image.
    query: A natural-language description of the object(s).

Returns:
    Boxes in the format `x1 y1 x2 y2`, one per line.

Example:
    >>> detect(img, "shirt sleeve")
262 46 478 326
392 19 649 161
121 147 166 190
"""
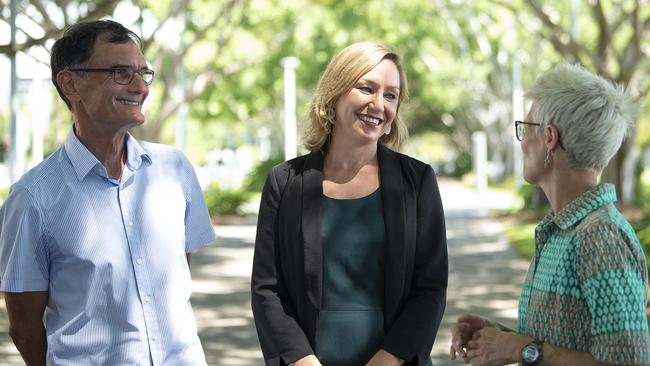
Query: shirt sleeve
180 155 217 253
576 222 650 365
0 185 50 292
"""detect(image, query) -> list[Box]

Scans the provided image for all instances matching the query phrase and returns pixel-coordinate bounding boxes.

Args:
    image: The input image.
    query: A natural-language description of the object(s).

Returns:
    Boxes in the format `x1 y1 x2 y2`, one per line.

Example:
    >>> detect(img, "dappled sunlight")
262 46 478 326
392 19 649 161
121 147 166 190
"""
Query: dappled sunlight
452 240 511 255
189 225 261 365
0 182 531 365
430 181 529 364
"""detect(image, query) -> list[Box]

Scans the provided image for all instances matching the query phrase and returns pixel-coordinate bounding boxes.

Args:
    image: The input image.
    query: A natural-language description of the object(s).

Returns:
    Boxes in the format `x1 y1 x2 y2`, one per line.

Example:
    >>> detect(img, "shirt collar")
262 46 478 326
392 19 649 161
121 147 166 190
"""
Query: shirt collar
64 128 152 181
539 183 617 230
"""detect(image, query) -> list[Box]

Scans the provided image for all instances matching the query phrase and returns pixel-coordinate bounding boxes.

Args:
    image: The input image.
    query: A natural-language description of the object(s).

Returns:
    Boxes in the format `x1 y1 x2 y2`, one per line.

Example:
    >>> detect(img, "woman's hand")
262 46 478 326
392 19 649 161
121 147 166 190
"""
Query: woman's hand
289 355 322 366
450 314 488 362
464 327 530 366
365 349 405 366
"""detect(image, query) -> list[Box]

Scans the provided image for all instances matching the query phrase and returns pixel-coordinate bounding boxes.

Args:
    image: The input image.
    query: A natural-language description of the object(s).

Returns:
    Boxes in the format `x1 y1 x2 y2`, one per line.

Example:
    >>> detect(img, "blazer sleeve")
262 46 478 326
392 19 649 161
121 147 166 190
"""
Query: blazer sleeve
381 165 448 365
251 166 314 366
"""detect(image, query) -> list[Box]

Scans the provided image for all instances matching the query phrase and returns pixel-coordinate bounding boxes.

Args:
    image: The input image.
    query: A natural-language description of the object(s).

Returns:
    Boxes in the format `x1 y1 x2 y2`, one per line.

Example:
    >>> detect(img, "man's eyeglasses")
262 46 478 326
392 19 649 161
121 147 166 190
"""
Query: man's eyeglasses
514 120 541 141
68 67 155 86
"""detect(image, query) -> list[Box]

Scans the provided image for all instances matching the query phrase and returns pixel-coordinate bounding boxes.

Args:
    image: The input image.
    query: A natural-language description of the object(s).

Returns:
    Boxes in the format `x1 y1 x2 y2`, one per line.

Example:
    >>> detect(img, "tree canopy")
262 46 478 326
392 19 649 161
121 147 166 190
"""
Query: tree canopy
1 0 648 200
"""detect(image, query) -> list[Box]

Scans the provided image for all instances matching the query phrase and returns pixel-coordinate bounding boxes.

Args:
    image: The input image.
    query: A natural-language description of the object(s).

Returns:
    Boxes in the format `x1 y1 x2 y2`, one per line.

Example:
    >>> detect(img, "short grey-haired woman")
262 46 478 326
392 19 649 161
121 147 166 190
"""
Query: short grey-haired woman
450 63 650 366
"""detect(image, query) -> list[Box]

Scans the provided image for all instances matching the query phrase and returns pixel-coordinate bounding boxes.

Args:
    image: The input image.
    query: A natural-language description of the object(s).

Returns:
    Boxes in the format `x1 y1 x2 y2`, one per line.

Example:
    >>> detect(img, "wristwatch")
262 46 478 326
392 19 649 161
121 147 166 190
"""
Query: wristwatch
521 339 544 365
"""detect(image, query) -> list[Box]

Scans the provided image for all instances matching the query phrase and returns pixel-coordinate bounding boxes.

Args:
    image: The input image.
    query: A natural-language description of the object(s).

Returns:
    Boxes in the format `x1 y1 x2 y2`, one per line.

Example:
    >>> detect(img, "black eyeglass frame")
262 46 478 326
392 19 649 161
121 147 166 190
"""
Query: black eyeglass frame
514 120 541 142
68 67 155 86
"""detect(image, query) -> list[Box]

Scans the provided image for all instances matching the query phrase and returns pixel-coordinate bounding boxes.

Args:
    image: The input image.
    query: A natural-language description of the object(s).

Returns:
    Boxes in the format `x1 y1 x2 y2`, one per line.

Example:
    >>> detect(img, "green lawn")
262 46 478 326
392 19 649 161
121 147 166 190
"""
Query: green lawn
503 222 537 261
504 219 650 266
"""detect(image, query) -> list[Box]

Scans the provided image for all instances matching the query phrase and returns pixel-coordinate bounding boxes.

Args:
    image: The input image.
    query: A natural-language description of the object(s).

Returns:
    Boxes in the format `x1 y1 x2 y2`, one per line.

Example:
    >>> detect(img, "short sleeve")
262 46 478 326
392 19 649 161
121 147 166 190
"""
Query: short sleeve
577 223 650 365
0 185 50 292
180 155 217 253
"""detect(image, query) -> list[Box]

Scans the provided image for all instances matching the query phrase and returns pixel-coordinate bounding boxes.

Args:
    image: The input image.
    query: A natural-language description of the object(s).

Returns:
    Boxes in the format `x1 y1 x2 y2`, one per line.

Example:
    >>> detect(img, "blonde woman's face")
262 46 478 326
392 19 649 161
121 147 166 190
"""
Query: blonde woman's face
332 59 400 146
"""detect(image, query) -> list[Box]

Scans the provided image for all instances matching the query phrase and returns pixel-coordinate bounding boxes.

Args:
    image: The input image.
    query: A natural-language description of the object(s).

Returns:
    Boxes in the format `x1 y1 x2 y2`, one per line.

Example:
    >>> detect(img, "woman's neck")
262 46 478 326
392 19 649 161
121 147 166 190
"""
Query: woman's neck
324 139 378 174
540 167 598 214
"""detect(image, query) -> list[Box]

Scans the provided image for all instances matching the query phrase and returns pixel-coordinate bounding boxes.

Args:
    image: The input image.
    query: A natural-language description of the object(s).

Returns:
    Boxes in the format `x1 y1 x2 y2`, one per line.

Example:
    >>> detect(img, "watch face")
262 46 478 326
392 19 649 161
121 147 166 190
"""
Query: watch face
522 345 540 362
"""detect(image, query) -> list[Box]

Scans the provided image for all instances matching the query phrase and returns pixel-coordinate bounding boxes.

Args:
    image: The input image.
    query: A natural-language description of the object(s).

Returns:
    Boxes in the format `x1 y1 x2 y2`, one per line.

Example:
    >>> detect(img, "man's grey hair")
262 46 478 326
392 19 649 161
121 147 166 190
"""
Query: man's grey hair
525 62 638 173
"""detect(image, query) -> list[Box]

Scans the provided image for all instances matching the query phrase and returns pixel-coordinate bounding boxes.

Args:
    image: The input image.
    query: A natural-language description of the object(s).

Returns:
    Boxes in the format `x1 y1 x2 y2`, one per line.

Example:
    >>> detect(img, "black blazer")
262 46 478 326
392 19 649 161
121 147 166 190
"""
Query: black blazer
251 144 448 366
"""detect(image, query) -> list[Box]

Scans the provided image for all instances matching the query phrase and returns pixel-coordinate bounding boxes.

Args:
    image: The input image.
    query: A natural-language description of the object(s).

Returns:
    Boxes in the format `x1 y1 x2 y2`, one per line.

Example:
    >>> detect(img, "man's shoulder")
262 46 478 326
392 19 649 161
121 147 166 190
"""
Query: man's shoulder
14 148 67 192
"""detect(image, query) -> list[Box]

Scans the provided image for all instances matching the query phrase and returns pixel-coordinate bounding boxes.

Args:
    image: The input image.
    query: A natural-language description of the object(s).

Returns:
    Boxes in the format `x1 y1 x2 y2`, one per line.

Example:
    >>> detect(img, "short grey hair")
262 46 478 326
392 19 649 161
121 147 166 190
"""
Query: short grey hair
525 62 638 173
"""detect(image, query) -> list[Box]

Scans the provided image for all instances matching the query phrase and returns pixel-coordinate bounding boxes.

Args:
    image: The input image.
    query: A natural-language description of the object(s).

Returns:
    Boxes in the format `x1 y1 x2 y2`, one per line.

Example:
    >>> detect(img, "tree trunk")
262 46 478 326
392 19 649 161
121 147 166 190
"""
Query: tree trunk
601 140 632 204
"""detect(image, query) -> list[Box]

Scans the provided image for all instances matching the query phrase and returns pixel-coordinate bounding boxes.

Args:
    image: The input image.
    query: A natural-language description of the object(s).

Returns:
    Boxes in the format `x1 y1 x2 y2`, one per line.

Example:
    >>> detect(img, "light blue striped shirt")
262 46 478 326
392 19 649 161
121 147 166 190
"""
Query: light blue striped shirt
0 129 217 365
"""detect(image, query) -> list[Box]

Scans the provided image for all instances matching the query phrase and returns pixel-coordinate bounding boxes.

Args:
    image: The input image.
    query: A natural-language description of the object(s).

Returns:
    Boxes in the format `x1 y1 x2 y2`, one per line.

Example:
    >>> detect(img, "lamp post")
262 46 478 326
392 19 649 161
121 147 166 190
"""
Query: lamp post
8 0 18 182
281 57 299 161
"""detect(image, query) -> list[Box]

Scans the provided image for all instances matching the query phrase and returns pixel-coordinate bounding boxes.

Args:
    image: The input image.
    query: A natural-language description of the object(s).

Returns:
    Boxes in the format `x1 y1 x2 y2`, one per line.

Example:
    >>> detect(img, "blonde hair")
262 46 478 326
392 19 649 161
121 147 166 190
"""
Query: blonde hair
304 41 409 152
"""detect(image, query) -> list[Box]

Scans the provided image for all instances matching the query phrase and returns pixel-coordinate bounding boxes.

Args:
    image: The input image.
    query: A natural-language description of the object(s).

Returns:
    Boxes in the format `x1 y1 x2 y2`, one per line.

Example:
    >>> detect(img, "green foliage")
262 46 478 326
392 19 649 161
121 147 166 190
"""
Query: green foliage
0 187 8 203
503 222 537 261
632 221 650 268
517 184 551 211
203 183 250 217
0 109 7 161
452 152 472 178
243 155 284 193
518 184 535 210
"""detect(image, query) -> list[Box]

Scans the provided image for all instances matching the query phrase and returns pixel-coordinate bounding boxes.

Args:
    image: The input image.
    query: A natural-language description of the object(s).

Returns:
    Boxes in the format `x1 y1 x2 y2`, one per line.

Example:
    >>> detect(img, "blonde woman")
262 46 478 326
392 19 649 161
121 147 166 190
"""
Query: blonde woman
252 42 448 366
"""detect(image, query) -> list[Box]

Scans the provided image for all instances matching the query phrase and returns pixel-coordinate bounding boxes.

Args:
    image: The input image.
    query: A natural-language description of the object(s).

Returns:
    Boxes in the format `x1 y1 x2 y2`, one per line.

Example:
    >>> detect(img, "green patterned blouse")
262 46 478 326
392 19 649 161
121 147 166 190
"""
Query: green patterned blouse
518 184 650 365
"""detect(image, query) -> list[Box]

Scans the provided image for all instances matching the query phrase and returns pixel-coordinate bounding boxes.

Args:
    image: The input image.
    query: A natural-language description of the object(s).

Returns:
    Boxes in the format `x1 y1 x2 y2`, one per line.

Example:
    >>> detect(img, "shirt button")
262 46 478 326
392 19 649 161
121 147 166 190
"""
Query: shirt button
152 337 157 342
136 258 143 265
128 220 134 227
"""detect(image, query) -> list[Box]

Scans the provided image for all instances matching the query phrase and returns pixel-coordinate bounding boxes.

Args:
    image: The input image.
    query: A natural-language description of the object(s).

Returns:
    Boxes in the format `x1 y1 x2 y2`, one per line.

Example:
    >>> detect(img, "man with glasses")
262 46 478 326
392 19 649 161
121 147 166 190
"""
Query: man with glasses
0 20 216 365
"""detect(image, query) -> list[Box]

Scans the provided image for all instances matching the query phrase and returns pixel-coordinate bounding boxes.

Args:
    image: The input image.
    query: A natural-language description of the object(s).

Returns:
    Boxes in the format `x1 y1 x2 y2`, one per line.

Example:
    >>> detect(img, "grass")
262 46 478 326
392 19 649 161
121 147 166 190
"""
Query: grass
632 219 650 266
503 221 537 261
503 213 650 266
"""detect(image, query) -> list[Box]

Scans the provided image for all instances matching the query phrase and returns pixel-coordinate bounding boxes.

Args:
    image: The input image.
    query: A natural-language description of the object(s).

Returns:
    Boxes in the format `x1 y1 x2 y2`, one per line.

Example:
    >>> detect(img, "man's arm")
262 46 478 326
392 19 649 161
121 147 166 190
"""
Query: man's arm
5 291 48 366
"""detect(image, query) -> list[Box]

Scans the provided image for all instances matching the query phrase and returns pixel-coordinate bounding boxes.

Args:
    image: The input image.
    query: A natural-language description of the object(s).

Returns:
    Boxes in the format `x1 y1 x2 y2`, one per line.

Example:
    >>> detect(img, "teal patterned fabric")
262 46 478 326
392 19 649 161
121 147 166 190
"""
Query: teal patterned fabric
518 184 650 365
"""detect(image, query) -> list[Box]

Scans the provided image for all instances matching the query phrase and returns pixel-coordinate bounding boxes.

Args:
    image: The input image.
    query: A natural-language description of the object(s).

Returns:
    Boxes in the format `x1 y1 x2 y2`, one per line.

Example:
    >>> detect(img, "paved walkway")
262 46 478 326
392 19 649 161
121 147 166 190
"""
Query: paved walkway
0 179 529 365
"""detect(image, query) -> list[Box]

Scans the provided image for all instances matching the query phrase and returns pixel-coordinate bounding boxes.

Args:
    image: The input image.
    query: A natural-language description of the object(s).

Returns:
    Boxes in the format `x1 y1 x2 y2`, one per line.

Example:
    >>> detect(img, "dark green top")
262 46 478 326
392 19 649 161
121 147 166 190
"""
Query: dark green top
315 189 386 366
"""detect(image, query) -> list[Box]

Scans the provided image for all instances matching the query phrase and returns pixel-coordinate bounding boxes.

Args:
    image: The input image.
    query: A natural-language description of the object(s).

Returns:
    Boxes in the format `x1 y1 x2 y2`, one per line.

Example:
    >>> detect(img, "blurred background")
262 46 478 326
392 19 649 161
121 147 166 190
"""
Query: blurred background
0 0 648 364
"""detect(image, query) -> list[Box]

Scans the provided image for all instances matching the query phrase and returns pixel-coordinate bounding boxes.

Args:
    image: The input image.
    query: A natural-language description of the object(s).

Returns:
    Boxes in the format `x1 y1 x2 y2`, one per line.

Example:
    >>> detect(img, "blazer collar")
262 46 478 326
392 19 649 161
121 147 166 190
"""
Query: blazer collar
301 150 325 309
377 144 408 316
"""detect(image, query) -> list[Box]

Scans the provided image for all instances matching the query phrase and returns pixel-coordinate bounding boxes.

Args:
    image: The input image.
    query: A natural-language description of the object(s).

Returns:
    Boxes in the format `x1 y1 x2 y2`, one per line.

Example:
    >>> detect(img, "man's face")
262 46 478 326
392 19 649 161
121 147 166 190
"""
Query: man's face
74 35 149 131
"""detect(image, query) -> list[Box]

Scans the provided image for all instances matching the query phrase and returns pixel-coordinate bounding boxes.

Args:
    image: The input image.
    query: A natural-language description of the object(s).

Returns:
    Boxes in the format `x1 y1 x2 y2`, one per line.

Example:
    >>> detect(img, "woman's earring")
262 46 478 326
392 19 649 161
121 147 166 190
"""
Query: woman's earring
543 151 551 169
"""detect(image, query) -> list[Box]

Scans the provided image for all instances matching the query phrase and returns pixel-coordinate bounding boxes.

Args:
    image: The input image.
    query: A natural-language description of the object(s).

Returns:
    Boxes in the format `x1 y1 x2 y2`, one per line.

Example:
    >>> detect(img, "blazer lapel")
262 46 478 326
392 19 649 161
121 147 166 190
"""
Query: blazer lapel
301 151 324 310
378 145 407 321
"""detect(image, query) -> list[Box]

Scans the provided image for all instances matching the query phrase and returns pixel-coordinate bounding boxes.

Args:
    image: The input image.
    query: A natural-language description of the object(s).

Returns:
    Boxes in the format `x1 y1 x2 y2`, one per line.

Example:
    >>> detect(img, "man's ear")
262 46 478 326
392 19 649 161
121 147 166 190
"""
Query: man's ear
56 70 82 103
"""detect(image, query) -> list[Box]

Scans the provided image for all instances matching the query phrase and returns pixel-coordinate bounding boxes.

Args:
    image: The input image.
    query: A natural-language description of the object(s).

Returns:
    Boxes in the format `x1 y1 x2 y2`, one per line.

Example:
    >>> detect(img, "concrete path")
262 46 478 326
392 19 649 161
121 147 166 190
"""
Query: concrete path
0 178 529 365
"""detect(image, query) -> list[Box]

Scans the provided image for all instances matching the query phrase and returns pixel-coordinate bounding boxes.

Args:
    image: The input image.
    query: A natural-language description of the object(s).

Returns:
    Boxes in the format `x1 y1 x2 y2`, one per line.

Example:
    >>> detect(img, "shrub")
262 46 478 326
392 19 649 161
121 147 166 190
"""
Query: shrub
243 155 284 192
633 222 650 265
203 183 250 216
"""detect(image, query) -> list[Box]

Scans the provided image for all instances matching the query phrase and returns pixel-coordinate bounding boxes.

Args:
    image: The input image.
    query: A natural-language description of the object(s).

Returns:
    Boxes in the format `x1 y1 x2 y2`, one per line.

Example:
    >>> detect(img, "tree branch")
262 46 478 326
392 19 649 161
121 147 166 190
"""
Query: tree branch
617 0 644 85
0 0 120 56
28 0 58 31
590 0 612 77
523 0 587 65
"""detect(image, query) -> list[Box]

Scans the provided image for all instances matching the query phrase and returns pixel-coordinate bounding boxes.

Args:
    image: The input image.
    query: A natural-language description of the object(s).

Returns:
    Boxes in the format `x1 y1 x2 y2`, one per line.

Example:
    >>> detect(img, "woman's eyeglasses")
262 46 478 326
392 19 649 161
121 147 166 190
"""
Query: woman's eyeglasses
514 120 541 141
